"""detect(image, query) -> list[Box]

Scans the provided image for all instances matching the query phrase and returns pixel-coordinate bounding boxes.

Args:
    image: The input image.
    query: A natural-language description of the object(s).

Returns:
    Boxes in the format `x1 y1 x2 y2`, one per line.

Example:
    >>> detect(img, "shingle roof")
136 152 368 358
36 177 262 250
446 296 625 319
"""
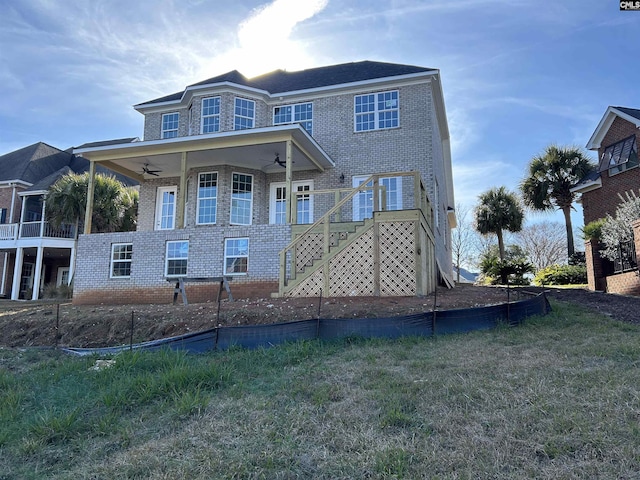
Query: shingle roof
74 138 139 149
614 106 640 121
0 142 73 184
137 61 435 107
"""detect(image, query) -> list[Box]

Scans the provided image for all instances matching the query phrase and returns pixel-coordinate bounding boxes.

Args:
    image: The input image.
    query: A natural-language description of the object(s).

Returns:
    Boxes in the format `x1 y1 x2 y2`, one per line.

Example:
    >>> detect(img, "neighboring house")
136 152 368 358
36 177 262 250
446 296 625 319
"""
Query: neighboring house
0 141 137 300
453 266 478 284
572 106 640 293
72 60 455 305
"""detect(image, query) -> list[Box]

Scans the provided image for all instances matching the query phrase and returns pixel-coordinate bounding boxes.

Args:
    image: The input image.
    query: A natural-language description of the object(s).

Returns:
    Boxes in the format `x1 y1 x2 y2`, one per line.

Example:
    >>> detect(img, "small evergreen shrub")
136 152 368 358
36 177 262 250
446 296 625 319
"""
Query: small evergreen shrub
582 218 605 242
533 264 587 286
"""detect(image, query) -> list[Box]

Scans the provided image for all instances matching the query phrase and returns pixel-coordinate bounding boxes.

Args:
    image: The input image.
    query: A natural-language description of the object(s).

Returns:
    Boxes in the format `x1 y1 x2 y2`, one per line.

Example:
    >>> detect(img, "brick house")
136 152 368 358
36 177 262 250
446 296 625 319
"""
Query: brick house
572 106 640 293
72 61 455 304
0 142 136 299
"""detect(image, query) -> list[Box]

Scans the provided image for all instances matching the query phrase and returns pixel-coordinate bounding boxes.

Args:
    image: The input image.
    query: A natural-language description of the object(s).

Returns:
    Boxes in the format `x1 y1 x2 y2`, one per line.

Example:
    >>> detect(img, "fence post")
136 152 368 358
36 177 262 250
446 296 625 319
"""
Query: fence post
55 303 60 349
130 311 134 351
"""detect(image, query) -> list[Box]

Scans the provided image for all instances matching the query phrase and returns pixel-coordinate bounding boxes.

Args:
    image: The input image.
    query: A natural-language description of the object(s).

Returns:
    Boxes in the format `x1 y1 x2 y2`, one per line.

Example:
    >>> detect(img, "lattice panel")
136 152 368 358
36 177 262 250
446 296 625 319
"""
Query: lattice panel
329 229 375 296
295 233 323 272
285 266 324 297
380 221 416 296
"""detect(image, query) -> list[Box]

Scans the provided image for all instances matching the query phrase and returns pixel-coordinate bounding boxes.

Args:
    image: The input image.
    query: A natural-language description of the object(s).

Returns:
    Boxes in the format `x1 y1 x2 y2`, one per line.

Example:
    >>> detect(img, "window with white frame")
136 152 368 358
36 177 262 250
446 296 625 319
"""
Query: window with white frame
269 181 314 224
110 243 133 278
230 173 253 225
273 103 313 135
165 240 189 277
352 175 402 221
234 98 255 130
603 135 638 175
354 90 399 132
224 238 249 275
161 112 179 138
197 172 218 224
201 97 221 134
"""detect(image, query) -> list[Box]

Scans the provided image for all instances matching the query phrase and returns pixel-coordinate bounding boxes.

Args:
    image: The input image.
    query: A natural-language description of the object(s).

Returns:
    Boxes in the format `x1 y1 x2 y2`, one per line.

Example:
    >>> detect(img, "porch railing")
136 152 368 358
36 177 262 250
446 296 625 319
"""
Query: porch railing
279 171 432 292
0 222 77 241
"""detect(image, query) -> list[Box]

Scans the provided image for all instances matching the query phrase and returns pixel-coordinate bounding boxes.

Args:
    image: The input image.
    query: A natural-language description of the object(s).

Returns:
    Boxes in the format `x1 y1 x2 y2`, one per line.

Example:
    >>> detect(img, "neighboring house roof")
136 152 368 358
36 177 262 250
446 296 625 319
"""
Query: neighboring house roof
136 61 436 108
0 142 74 184
586 106 640 150
0 142 138 192
75 138 139 149
452 266 479 284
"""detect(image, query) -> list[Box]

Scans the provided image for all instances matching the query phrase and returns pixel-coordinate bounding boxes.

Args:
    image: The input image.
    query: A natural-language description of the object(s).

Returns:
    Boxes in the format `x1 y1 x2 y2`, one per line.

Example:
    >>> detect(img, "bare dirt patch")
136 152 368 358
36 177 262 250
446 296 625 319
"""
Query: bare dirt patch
0 285 637 348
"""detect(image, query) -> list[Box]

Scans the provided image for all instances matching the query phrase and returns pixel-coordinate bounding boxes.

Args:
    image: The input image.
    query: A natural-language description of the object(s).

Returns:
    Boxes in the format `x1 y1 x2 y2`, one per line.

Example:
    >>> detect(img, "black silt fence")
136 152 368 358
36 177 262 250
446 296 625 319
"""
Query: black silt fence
63 292 551 356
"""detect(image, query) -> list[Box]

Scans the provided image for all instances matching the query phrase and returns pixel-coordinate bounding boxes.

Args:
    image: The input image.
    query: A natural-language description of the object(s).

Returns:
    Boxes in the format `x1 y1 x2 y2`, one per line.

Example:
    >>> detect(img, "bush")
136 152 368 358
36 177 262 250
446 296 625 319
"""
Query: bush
582 218 605 242
533 264 587 286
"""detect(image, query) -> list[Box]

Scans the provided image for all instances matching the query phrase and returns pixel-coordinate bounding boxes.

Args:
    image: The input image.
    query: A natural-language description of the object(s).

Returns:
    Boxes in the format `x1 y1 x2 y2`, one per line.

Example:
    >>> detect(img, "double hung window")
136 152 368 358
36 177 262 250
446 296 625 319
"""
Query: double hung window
352 175 402 221
161 113 179 138
196 172 218 224
224 238 249 275
165 241 189 277
354 90 399 131
201 97 221 133
234 98 255 130
273 103 313 134
110 243 132 278
230 173 253 225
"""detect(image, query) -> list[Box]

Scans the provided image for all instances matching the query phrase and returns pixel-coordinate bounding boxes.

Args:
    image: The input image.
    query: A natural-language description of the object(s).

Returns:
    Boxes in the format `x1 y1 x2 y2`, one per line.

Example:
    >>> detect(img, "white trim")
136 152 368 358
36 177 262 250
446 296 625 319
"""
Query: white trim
230 172 253 225
224 237 249 276
269 180 314 224
165 240 189 277
110 243 132 279
570 177 602 194
155 186 177 230
196 171 218 225
234 97 256 130
57 266 70 286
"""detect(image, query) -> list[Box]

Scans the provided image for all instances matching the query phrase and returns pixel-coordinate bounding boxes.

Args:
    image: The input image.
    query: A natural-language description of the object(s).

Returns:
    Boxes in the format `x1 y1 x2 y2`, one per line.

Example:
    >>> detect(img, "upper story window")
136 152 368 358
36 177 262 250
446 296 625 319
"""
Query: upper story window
197 172 218 225
201 97 221 134
234 98 255 130
273 103 313 135
230 172 253 225
162 112 179 139
354 90 399 132
603 135 638 175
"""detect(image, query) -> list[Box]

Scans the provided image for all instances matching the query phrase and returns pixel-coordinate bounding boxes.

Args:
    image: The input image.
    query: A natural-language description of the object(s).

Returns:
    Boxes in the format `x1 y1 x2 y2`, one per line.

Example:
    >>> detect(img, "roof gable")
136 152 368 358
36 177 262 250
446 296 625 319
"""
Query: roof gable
586 106 640 150
0 142 73 184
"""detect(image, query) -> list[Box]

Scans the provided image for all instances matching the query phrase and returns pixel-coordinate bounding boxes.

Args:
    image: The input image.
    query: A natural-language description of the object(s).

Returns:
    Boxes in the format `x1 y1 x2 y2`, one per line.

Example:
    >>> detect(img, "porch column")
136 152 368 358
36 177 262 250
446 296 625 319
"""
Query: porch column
39 197 46 237
1 252 7 295
31 246 44 300
11 247 23 300
176 152 187 229
68 244 77 286
285 140 293 224
83 160 96 234
9 184 16 223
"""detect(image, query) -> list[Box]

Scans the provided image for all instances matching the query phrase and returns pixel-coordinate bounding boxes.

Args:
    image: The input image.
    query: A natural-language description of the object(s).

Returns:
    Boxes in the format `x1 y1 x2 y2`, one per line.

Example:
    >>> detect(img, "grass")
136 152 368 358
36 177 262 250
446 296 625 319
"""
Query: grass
1 299 640 478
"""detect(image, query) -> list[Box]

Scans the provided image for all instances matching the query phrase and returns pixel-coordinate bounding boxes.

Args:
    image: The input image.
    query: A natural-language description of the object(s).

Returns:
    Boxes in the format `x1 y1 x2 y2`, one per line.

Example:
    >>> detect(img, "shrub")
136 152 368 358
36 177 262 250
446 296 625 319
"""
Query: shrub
582 218 605 242
534 264 587 286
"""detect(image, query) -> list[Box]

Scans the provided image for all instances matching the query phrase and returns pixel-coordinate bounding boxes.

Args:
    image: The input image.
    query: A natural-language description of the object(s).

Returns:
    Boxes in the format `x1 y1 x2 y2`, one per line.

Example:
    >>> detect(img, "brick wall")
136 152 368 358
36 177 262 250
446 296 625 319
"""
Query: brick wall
582 117 640 225
73 224 290 305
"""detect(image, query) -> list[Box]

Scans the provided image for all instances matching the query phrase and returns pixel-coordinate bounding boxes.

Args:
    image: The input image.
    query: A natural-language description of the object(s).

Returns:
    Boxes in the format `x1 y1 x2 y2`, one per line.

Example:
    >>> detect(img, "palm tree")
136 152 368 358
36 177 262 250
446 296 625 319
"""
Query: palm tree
520 145 595 258
46 173 137 234
475 186 524 262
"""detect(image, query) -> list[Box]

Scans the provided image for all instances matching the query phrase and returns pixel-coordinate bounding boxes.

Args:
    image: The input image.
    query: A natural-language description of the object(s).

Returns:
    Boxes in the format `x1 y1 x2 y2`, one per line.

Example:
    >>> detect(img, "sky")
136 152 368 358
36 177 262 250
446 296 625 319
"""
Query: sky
2 0 639 233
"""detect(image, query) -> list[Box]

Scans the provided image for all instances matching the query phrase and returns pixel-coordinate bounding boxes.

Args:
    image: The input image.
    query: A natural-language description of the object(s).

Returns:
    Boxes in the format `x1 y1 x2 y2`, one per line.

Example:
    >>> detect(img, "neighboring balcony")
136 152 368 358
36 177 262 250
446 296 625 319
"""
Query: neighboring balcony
0 221 78 245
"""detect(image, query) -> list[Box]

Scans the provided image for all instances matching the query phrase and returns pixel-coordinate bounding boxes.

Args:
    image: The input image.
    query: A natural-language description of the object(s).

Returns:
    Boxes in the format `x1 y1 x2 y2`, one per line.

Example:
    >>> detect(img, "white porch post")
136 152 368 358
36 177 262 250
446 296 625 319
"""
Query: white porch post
31 246 44 300
11 247 23 300
39 197 46 237
84 161 96 234
9 184 16 223
285 140 293 224
1 252 7 295
176 152 187 229
68 245 77 286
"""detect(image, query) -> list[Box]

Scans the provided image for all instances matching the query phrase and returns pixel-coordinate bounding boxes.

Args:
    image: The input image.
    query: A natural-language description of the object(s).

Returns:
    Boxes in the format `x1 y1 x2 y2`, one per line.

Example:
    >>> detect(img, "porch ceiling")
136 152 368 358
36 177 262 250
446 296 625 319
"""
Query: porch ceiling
74 125 335 180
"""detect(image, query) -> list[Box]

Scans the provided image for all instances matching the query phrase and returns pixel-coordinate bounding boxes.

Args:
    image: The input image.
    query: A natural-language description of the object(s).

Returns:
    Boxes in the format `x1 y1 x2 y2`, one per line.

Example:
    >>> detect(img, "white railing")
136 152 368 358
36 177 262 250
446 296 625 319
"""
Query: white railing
0 224 18 241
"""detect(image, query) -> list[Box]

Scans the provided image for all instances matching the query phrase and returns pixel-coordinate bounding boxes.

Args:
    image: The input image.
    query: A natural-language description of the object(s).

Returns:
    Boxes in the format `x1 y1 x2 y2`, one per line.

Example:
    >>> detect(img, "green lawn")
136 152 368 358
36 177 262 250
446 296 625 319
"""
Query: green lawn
1 299 639 479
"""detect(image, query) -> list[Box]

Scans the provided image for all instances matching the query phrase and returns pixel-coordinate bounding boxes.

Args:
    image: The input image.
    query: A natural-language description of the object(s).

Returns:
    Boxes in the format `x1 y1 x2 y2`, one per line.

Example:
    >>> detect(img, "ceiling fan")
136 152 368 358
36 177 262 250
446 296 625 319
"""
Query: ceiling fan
141 163 161 176
267 153 292 168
